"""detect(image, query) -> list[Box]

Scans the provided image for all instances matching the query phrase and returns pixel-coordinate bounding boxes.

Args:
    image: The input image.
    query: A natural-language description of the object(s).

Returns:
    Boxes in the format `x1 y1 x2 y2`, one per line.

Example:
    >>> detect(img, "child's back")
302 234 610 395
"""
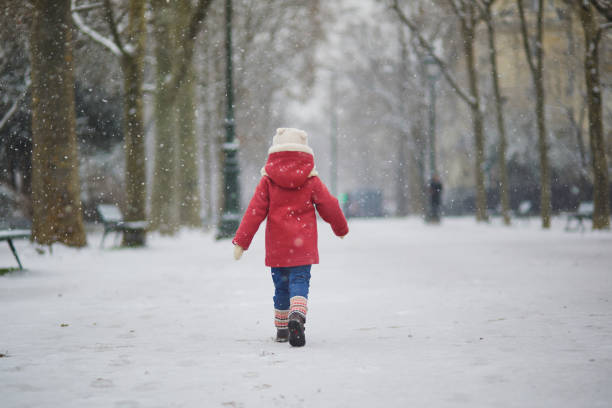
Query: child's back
233 128 348 346
233 128 348 267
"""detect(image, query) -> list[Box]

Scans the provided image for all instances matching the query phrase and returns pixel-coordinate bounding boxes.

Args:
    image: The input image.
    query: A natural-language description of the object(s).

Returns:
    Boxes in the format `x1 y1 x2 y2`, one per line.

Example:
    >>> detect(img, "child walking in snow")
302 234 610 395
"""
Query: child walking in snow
232 128 348 347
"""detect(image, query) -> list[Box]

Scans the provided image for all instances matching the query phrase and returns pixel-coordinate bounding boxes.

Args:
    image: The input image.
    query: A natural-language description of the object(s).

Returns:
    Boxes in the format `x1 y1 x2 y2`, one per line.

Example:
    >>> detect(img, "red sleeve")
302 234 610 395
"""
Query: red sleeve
312 177 349 237
233 177 269 250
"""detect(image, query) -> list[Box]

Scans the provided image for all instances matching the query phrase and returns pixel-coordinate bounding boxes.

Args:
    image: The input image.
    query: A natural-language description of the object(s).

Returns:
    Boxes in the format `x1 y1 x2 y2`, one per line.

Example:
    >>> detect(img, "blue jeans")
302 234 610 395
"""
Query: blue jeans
271 265 311 310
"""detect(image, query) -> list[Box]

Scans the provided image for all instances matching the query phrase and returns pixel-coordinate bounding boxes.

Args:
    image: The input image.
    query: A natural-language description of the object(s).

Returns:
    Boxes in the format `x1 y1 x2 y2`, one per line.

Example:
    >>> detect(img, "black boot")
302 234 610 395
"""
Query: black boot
288 313 306 347
275 328 289 343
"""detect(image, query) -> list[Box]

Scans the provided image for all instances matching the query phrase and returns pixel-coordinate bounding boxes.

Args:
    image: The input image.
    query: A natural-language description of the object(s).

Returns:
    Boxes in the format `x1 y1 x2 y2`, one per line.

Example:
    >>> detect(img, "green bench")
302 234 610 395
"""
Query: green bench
1 229 31 270
565 202 594 232
97 204 148 248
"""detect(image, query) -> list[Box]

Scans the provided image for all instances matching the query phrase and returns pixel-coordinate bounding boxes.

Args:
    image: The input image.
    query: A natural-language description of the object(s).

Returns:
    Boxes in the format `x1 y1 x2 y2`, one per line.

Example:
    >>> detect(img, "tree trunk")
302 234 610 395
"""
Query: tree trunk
461 17 488 222
177 69 202 228
214 45 226 223
150 1 179 235
202 111 214 230
121 0 147 247
580 3 610 229
410 121 427 216
202 38 215 230
484 7 510 225
534 3 551 229
396 131 409 216
396 28 412 217
29 0 86 247
518 0 551 229
176 1 202 228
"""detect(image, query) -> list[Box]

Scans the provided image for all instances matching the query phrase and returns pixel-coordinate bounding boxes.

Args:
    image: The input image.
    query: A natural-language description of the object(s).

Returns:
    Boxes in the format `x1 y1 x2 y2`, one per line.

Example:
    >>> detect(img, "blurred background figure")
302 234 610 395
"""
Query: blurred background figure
429 174 443 224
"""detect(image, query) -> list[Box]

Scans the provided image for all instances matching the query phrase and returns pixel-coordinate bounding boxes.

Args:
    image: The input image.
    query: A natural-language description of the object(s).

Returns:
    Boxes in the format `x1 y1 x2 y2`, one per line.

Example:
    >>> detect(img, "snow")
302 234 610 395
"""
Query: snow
1 217 611 407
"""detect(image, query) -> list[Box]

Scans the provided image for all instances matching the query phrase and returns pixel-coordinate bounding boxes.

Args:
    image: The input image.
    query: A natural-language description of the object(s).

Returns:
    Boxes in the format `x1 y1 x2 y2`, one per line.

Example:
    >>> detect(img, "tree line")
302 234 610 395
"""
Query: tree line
394 0 610 229
0 0 609 250
1 0 322 247
334 0 609 229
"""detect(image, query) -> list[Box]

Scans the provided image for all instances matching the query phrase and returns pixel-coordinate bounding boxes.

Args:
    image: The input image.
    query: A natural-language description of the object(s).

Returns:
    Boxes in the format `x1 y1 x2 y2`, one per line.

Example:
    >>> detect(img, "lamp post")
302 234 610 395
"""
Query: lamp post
424 56 441 179
216 0 241 239
424 56 441 223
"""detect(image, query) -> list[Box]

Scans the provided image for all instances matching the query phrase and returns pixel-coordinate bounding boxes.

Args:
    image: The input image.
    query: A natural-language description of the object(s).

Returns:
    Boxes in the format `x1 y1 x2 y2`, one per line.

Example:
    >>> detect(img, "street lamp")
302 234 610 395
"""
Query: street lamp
423 56 441 223
423 56 441 179
216 0 241 239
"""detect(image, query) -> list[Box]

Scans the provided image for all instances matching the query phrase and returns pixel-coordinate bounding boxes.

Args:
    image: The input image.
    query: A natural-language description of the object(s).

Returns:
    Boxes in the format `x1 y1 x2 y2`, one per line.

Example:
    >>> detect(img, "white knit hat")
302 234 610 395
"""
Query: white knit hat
268 127 314 156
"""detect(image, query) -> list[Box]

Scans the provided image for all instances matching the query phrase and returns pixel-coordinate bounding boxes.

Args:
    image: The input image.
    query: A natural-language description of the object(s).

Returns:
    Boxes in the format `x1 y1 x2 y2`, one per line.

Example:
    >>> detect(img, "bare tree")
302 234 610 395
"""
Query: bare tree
392 0 488 221
150 0 212 233
396 26 411 217
150 1 180 234
517 0 551 229
175 1 203 228
476 0 511 225
579 1 610 229
30 0 86 247
72 0 147 246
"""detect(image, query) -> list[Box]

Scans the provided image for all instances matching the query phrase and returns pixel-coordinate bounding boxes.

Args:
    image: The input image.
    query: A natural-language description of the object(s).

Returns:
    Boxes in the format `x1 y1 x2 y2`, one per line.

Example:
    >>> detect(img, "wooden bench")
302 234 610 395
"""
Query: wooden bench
97 204 148 248
565 202 594 232
0 229 31 270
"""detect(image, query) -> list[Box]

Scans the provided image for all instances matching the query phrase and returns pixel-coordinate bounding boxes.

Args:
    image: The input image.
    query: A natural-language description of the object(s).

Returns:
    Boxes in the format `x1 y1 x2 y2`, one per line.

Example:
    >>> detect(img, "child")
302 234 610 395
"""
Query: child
232 128 348 347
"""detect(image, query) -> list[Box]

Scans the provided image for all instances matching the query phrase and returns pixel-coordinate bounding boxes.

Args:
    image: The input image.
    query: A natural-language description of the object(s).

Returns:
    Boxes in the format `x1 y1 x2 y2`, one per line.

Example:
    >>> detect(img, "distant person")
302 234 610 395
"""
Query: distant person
429 174 443 223
232 128 348 347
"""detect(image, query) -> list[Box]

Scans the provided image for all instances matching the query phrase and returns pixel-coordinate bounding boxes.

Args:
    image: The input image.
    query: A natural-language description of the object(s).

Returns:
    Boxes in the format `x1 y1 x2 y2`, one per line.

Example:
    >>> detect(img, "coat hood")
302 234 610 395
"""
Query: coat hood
261 151 318 189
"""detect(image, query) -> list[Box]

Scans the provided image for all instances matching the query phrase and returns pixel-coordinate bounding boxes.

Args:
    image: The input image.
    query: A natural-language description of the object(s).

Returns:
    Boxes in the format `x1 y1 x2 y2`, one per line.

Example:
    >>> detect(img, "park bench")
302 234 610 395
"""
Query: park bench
565 201 593 232
0 229 31 270
97 204 148 248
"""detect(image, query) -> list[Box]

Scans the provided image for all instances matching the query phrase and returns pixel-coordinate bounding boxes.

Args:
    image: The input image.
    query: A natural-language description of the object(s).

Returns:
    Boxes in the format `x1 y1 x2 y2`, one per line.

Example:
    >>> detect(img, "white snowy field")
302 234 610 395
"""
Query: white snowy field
1 217 611 408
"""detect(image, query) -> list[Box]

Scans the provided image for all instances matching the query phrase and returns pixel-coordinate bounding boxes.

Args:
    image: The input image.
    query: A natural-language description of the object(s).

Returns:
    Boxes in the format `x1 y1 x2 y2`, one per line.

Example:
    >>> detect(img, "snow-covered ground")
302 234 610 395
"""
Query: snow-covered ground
1 217 611 408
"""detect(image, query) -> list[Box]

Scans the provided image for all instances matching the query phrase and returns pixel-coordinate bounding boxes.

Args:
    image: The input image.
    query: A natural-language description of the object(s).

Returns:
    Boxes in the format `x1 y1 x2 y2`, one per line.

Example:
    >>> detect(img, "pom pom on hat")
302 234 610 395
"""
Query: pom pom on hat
273 128 308 146
268 127 314 156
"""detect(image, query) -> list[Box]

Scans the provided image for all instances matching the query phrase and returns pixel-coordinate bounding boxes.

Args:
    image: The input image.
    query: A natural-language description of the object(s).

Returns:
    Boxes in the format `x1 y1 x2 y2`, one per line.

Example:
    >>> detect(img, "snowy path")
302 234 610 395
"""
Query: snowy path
1 217 611 407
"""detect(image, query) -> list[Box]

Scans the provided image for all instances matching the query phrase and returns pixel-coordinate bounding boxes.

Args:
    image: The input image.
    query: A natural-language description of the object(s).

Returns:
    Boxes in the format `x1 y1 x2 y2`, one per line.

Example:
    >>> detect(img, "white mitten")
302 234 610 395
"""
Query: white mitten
233 245 244 260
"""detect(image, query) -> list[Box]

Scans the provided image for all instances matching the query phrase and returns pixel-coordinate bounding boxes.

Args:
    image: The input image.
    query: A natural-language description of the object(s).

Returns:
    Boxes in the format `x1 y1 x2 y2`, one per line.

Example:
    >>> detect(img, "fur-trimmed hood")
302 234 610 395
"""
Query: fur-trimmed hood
261 151 318 189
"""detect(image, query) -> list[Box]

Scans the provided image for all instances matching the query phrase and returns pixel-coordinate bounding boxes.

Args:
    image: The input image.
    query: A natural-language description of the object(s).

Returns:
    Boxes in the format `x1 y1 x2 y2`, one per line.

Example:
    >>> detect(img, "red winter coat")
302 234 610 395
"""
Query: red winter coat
233 150 348 267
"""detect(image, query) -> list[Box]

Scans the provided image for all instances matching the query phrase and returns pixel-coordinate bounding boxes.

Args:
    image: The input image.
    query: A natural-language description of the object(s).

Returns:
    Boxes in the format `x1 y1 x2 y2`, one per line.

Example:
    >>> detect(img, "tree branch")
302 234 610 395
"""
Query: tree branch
448 0 470 32
472 0 487 18
516 0 537 74
0 80 30 132
448 0 464 18
535 0 544 72
590 0 612 22
166 0 214 96
594 22 612 45
71 0 122 57
72 2 104 12
391 0 477 106
102 0 128 56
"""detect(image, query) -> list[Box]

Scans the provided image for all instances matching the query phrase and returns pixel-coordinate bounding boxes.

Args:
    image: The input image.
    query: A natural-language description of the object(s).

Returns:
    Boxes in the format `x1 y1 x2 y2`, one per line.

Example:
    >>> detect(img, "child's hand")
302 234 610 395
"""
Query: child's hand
233 245 244 260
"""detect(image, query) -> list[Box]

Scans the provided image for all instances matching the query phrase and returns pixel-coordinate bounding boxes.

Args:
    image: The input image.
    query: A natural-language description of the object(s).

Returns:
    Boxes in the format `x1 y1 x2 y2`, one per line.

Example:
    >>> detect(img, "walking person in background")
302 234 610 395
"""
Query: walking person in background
429 174 443 223
232 128 348 347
